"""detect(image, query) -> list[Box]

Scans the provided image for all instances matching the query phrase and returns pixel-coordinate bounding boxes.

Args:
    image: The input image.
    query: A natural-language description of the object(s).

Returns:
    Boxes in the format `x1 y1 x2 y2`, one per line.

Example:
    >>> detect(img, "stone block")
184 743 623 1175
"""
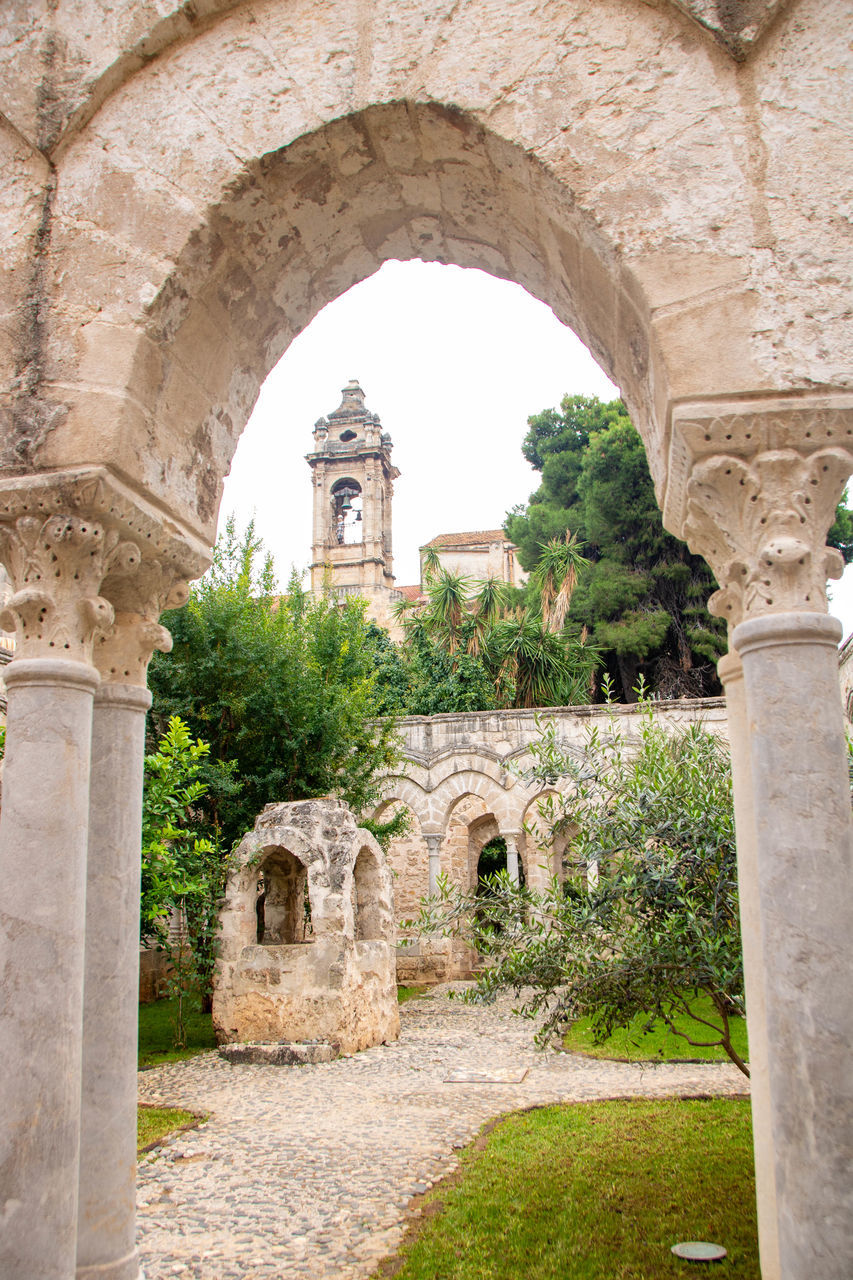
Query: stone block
218 1040 339 1066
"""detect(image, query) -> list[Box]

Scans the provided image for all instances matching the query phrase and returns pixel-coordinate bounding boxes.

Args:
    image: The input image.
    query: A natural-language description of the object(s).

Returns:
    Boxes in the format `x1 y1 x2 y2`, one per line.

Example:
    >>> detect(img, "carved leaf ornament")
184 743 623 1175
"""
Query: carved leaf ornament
0 515 139 662
684 447 851 625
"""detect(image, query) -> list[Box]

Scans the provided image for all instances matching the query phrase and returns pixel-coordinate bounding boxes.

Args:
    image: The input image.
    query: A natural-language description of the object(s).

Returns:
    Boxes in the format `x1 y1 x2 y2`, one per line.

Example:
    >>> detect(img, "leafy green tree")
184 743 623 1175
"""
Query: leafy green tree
148 518 403 851
506 397 726 699
529 532 589 634
489 611 598 709
411 692 747 1076
508 396 853 701
399 640 504 715
141 717 232 1039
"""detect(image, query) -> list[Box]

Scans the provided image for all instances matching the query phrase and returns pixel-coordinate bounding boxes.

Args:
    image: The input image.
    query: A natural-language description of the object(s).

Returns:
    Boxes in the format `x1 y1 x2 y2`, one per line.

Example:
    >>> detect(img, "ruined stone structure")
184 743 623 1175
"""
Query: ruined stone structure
213 798 399 1056
0 4 851 1278
307 380 402 631
375 698 728 981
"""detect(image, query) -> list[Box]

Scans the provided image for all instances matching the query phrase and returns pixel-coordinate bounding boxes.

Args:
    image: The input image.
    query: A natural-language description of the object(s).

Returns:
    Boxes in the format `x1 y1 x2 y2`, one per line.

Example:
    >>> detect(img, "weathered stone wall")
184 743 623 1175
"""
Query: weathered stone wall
379 697 727 845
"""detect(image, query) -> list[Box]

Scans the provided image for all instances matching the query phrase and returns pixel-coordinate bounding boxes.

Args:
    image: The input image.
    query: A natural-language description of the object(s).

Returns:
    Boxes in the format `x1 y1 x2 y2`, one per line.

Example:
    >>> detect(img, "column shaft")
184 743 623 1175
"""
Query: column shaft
733 613 853 1278
504 835 520 884
718 652 780 1280
425 836 441 897
0 658 99 1280
76 684 151 1280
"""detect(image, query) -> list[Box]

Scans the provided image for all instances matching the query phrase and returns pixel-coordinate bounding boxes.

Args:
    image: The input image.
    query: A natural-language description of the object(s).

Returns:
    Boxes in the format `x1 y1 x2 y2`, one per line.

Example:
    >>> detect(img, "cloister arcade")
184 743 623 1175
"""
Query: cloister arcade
0 3 850 1278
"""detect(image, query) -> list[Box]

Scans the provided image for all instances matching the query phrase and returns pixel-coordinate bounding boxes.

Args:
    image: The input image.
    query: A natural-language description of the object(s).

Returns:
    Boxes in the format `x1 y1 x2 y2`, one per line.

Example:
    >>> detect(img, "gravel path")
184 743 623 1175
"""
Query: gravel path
137 985 749 1280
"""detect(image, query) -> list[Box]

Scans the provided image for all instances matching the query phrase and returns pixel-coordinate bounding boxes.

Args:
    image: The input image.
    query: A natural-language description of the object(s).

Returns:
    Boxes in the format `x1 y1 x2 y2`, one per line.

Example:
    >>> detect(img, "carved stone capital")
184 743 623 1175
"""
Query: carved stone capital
0 514 139 663
95 560 190 686
0 467 208 670
664 395 853 627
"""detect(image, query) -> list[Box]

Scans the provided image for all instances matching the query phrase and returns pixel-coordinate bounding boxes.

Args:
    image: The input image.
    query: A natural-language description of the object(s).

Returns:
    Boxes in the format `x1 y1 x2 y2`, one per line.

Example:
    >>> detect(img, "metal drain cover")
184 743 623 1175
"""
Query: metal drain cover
671 1242 728 1262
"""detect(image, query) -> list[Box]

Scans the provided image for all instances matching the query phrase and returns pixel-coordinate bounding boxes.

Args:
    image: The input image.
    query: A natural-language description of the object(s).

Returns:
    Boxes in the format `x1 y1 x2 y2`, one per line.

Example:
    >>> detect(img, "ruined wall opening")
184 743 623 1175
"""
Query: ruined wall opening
476 835 506 882
351 846 384 942
256 848 309 945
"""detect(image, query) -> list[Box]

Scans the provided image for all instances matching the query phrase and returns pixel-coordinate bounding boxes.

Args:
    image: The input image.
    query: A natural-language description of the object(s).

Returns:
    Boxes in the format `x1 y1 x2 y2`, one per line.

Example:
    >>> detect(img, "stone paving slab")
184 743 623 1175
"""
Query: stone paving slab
137 986 749 1279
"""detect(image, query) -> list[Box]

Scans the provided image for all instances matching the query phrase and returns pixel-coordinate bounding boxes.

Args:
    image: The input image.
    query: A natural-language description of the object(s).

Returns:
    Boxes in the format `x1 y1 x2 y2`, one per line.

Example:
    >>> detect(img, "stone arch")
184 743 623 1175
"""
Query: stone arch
2 0 791 166
19 0 804 534
434 769 516 835
469 814 505 892
442 791 495 892
372 777 430 831
521 790 574 887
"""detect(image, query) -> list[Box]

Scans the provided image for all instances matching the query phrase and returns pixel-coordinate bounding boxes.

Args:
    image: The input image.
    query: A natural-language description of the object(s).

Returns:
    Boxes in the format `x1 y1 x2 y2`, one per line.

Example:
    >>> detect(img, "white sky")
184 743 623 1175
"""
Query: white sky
220 259 853 639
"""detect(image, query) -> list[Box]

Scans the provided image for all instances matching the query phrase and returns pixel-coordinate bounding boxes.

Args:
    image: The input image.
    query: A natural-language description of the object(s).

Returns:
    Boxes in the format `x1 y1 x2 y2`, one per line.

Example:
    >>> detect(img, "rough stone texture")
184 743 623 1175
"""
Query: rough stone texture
218 1041 338 1066
395 936 479 986
0 0 850 540
136 986 749 1279
213 799 400 1056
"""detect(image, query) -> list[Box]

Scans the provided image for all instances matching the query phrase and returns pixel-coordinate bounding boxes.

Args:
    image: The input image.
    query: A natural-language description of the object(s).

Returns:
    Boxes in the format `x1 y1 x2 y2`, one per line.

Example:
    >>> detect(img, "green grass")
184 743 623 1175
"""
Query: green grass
138 997 218 1068
137 1105 201 1153
563 995 748 1065
375 1099 758 1280
398 985 429 1003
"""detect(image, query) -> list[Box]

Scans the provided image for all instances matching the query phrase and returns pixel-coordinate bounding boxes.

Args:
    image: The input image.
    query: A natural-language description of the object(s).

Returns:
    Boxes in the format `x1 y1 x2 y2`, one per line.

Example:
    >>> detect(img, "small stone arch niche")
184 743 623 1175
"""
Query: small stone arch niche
213 799 399 1055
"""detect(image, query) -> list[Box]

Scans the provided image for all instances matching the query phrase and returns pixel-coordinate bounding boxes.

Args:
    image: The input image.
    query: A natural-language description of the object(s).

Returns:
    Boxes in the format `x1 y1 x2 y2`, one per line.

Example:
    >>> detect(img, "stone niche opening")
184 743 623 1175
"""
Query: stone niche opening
352 845 384 941
213 798 400 1055
256 847 309 945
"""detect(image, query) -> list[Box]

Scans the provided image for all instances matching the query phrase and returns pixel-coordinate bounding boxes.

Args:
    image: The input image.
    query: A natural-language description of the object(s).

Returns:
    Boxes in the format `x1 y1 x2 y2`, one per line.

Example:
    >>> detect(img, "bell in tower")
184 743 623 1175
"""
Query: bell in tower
306 380 400 629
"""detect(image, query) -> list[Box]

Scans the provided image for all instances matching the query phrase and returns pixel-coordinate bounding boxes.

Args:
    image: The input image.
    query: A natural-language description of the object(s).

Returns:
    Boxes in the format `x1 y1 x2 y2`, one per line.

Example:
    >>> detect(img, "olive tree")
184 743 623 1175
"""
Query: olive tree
412 689 747 1076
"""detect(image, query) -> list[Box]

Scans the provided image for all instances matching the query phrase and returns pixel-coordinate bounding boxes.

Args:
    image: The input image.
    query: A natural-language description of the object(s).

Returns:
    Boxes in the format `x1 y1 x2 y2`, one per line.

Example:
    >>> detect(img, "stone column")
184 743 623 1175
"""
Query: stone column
0 511 138 1280
424 833 442 897
717 651 780 1280
76 572 185 1280
732 612 851 1278
503 832 521 884
672 396 853 1279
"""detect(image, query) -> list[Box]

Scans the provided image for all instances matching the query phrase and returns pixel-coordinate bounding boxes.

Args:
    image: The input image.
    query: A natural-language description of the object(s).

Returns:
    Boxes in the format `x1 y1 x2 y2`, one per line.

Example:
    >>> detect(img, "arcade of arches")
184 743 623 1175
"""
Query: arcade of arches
0 3 851 1279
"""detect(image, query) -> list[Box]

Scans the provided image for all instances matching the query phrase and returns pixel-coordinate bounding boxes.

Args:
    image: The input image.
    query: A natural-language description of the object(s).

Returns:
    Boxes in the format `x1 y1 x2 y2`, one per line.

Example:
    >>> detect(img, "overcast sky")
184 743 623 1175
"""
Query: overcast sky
221 259 853 639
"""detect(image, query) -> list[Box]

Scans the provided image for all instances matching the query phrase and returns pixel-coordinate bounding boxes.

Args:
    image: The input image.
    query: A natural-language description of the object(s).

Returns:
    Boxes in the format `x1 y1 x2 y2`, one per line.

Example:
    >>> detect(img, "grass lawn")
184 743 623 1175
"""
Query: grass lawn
138 997 218 1068
375 1098 757 1280
563 995 748 1066
398 985 429 1003
137 1105 202 1154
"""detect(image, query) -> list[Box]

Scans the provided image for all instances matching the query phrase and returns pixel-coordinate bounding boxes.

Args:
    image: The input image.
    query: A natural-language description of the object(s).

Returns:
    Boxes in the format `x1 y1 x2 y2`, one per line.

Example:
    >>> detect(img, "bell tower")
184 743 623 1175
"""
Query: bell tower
307 380 400 627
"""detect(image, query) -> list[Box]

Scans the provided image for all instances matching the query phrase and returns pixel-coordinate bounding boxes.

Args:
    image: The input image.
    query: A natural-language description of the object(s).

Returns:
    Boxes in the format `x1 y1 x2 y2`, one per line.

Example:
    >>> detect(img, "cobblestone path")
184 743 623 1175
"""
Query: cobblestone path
137 986 749 1280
